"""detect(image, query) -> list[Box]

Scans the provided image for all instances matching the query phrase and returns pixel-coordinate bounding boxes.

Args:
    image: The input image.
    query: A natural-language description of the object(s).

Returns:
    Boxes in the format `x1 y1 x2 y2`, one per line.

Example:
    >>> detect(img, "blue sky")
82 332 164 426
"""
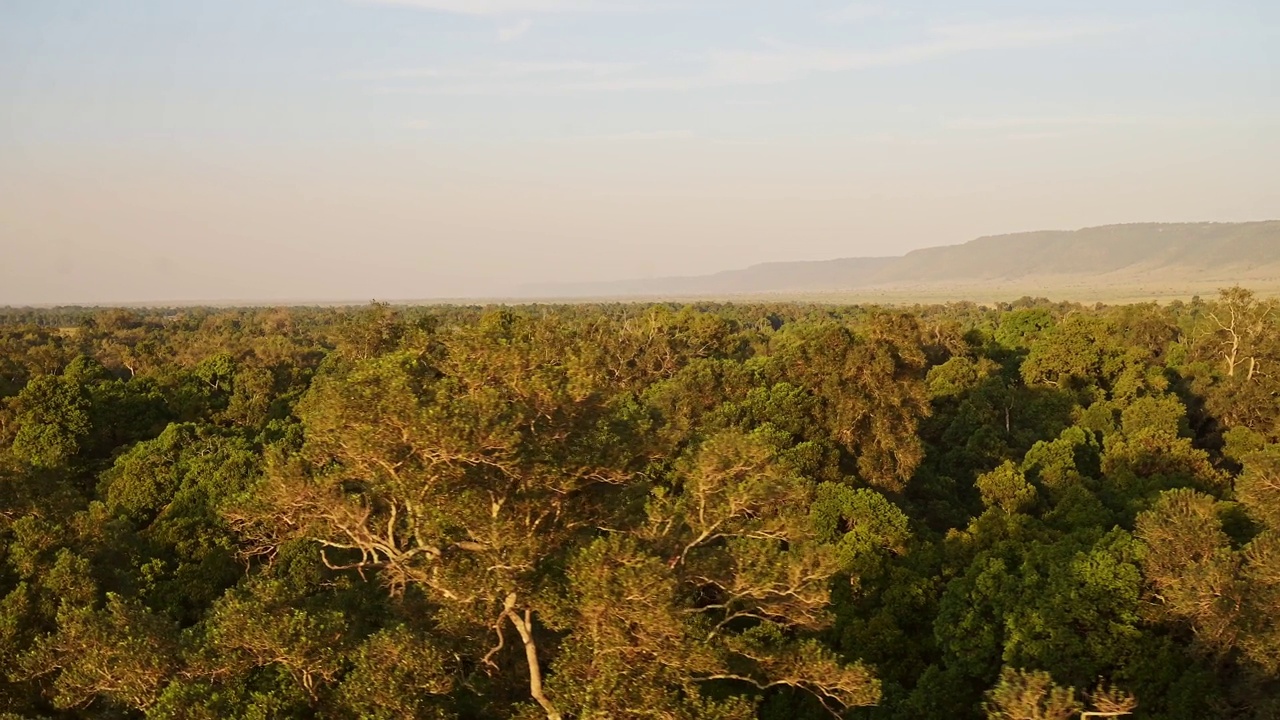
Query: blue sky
2 0 1278 302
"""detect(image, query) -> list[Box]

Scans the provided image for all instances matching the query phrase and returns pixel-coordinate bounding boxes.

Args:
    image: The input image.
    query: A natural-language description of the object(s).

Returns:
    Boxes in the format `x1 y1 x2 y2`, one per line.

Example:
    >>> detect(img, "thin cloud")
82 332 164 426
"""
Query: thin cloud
497 18 533 41
850 132 940 146
352 0 635 15
344 67 449 80
824 3 889 24
371 17 1130 96
948 115 1166 130
353 60 639 82
1007 131 1065 141
931 19 1128 47
704 20 1127 85
563 129 696 141
711 137 770 146
493 60 641 76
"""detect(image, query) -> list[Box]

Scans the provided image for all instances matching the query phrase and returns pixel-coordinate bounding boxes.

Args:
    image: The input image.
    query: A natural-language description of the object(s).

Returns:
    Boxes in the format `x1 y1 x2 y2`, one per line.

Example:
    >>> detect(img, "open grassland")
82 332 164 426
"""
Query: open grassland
481 277 1280 308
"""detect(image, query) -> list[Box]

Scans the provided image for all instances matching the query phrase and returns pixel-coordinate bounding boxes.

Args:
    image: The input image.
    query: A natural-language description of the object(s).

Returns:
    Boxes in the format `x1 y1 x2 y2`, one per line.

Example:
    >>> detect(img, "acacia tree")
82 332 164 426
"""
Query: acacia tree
235 313 624 718
769 314 930 493
984 668 1081 720
535 429 885 718
1084 680 1138 718
1237 446 1280 532
16 593 179 713
548 429 883 716
1136 487 1280 672
234 312 888 718
5 374 92 470
1205 287 1276 380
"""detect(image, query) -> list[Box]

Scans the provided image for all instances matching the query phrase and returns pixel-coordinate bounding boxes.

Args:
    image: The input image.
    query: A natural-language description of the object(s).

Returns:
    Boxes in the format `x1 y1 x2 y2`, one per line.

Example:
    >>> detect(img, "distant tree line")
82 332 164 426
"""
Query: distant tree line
0 290 1277 719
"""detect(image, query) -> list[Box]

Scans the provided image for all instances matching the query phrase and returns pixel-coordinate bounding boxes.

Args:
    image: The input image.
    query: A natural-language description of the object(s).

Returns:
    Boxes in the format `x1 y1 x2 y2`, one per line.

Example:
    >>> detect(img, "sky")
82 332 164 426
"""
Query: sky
1 0 1278 304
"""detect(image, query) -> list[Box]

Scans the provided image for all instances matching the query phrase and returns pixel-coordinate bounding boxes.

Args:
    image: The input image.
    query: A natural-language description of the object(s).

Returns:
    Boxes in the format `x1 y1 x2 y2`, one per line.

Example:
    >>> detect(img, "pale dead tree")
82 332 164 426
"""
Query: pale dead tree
1205 287 1275 380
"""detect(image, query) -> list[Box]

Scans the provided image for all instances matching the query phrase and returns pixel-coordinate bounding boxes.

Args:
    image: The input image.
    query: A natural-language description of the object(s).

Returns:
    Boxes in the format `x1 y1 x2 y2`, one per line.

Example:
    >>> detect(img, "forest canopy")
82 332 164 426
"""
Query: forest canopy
1 290 1278 719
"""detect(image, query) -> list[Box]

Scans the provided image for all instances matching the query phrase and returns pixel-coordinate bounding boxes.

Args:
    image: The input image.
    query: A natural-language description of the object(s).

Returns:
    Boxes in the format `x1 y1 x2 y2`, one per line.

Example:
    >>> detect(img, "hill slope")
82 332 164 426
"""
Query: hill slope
520 257 897 297
521 221 1280 299
879 222 1280 284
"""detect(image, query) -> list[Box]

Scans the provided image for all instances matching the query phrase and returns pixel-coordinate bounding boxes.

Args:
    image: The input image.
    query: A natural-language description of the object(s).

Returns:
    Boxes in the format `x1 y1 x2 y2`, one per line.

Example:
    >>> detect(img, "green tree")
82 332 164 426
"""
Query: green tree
7 374 92 469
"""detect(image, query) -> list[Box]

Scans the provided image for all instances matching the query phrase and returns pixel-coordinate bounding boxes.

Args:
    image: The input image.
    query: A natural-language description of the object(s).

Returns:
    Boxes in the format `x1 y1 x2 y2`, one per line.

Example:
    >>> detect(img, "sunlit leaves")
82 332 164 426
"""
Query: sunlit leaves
984 667 1080 720
18 593 179 712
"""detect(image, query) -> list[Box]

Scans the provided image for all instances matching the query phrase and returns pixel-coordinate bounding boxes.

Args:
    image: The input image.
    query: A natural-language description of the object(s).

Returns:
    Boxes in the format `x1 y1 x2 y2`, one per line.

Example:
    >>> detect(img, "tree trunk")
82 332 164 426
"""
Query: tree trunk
505 601 562 720
1226 339 1239 377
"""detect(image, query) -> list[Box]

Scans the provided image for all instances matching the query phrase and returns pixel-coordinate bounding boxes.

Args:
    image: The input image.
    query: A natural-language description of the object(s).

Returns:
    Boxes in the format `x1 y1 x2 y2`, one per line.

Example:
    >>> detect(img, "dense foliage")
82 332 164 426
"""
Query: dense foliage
1 290 1277 719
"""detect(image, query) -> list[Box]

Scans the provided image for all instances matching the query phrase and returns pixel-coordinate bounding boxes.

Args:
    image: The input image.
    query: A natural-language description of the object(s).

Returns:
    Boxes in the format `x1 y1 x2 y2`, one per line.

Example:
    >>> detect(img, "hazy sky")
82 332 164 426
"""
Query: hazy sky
2 0 1279 303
